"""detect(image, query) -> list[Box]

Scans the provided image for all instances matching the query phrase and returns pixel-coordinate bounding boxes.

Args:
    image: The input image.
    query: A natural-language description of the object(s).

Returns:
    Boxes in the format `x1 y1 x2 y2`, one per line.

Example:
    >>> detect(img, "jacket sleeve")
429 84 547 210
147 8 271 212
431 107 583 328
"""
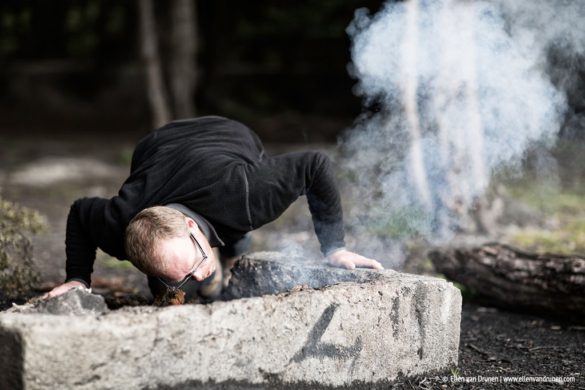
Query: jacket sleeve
304 152 346 255
247 151 346 255
64 197 127 287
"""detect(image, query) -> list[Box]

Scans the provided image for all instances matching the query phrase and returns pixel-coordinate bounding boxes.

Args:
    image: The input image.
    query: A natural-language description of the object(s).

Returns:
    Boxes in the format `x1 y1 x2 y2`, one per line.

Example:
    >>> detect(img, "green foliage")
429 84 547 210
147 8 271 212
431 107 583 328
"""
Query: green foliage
96 249 135 270
503 181 585 255
366 207 431 239
0 198 45 299
509 223 585 255
506 183 585 215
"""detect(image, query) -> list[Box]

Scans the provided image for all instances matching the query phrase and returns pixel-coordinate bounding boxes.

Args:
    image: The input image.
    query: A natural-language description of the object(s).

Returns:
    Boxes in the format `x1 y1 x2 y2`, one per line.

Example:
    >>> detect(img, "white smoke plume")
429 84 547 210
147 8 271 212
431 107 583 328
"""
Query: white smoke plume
340 0 583 263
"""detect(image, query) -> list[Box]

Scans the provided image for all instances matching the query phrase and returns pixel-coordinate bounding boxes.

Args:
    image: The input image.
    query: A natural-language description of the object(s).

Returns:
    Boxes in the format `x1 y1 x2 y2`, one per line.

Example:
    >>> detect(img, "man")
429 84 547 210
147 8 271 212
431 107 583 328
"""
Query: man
44 116 382 301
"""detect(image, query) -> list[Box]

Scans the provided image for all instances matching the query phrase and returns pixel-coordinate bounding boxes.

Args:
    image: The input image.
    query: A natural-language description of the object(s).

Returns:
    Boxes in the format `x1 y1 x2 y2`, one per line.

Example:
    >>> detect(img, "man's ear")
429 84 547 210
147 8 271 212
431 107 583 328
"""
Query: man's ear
185 217 198 230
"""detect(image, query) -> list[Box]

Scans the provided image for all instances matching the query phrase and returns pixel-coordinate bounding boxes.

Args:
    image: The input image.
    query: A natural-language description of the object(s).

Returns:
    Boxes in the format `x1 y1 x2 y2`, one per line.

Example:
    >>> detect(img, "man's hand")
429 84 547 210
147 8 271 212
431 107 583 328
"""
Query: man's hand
41 280 86 300
326 249 384 270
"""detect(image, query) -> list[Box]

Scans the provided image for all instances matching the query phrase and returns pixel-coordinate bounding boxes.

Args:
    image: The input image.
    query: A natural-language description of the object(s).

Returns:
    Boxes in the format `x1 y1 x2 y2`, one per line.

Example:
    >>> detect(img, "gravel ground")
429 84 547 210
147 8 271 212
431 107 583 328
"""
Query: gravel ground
397 303 584 389
1 133 583 389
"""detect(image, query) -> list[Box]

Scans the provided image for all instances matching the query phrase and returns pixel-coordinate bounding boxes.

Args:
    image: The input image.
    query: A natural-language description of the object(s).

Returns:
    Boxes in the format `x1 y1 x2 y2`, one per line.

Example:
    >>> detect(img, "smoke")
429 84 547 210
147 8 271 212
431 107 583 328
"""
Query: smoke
341 0 583 262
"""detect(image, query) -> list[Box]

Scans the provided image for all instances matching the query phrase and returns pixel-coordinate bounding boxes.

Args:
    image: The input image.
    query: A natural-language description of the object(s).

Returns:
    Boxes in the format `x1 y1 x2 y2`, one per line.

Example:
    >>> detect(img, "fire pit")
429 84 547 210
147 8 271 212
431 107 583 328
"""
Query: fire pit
0 252 461 389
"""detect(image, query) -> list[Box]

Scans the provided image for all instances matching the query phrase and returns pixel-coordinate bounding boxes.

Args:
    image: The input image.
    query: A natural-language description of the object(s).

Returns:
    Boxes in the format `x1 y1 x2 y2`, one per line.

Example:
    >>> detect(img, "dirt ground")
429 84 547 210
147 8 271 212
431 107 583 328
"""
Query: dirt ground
0 131 583 389
396 303 584 389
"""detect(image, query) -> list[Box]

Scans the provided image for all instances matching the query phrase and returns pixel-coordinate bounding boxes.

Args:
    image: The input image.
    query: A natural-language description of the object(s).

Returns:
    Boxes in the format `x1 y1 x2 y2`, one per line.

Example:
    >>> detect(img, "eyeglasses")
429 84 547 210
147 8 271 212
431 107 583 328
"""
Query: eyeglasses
157 233 208 292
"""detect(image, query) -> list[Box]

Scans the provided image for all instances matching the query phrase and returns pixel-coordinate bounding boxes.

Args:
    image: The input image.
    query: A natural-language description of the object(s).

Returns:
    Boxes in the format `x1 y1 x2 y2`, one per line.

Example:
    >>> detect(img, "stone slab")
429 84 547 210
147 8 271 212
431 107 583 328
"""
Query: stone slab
0 253 461 389
223 252 387 299
7 287 109 316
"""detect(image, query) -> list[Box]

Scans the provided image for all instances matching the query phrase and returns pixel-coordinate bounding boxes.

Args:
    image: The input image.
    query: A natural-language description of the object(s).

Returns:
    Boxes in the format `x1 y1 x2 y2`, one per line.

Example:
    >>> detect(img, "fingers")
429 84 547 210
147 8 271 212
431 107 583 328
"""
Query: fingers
337 258 356 270
41 290 58 300
326 256 354 270
41 282 82 300
353 257 384 270
41 286 63 299
373 261 384 270
327 251 384 271
42 289 59 300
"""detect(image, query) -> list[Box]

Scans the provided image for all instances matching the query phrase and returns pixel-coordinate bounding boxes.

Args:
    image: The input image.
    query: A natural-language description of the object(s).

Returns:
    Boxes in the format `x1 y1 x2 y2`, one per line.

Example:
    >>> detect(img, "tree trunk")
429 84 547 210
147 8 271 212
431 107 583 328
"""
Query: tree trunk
138 0 171 128
169 0 198 118
429 243 585 317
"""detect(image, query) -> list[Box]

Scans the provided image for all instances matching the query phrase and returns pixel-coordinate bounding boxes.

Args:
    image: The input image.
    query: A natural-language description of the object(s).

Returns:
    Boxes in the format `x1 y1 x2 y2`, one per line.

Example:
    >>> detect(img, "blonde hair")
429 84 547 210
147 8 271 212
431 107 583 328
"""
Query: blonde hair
125 206 188 276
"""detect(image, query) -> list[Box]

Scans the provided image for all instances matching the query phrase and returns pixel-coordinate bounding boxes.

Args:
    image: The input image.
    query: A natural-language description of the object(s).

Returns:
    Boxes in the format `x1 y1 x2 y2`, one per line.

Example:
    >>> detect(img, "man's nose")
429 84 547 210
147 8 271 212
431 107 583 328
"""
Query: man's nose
192 268 206 281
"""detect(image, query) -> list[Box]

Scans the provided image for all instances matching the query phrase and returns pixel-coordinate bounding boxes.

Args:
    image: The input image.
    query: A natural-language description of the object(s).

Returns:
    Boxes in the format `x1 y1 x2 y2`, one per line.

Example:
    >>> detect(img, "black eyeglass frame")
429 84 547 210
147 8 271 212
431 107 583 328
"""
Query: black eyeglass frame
157 233 208 292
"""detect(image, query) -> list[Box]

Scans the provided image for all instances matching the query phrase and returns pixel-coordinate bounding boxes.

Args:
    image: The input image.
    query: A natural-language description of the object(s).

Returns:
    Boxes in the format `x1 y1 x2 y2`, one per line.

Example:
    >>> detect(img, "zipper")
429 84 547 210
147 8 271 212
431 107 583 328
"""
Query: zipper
241 166 254 230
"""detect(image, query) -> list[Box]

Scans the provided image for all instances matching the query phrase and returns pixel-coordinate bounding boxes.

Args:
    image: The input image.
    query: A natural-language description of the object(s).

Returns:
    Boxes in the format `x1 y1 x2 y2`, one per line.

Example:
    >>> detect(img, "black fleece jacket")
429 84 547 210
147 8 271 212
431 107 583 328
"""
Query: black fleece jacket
65 116 345 286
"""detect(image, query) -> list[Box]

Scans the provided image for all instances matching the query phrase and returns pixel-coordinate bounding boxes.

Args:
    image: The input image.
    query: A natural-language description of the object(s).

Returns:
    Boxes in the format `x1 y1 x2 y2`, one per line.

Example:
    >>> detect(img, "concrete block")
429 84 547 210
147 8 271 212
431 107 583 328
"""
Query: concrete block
0 253 461 389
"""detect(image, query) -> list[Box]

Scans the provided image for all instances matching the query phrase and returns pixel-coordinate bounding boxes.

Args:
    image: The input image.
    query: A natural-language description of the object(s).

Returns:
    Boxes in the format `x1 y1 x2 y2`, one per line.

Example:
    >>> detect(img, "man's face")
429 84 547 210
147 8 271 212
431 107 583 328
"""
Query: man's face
155 225 215 283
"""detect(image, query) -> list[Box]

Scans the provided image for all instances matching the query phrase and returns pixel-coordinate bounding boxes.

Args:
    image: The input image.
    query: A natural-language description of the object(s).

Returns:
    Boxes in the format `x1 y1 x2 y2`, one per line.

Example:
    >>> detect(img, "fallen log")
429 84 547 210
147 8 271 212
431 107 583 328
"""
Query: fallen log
429 243 585 318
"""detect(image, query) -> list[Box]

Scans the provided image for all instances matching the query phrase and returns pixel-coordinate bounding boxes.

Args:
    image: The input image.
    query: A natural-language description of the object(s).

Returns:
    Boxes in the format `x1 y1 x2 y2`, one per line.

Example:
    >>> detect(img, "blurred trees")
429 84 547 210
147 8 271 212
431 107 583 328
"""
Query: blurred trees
138 0 171 127
139 0 198 127
168 0 197 119
1 1 584 142
0 0 384 139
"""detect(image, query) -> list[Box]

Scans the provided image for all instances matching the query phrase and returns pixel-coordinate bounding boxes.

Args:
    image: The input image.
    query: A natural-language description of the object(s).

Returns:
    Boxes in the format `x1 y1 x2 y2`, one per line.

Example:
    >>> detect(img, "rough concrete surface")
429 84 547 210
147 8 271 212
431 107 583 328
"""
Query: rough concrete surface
223 252 387 299
0 253 461 390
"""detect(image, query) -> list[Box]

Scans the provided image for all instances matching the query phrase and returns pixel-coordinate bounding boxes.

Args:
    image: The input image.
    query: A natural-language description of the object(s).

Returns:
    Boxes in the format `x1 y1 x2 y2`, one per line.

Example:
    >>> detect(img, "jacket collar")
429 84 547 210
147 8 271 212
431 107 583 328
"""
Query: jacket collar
164 203 225 247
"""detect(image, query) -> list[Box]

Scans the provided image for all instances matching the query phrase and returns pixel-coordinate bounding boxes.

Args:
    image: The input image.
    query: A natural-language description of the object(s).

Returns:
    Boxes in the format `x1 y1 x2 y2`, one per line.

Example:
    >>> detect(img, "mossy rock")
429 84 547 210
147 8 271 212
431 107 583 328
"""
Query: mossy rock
0 197 45 300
